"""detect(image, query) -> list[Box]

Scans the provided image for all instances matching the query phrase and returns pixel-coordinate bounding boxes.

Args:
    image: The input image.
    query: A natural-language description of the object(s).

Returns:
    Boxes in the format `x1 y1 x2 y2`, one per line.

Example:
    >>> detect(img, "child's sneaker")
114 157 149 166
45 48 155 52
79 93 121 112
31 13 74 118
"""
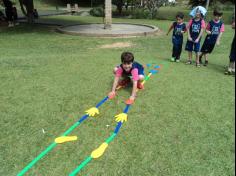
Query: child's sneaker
225 70 232 75
8 23 14 27
176 59 180 63
204 60 208 66
170 58 175 62
118 78 131 87
196 63 201 68
137 81 144 89
186 60 192 65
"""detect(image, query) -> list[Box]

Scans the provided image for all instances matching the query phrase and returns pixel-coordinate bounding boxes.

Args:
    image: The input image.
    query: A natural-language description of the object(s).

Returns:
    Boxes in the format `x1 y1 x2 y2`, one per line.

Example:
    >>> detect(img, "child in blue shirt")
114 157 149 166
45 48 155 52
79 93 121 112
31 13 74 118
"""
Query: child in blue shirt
167 12 187 62
200 9 225 66
185 8 206 67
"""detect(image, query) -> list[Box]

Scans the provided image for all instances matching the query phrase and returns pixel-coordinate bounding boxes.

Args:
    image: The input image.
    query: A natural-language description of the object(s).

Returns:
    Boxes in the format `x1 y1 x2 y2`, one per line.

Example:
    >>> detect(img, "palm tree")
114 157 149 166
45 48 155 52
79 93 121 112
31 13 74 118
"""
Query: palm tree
104 0 112 29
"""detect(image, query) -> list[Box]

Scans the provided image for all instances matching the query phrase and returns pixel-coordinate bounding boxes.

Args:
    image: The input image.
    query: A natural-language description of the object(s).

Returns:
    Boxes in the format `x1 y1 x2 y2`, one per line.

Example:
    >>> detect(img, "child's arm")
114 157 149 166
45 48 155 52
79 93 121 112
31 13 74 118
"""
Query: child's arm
187 28 193 41
181 24 187 34
111 76 119 93
187 20 193 41
206 22 211 35
216 23 225 45
216 32 223 45
195 20 206 43
166 23 174 35
130 81 138 100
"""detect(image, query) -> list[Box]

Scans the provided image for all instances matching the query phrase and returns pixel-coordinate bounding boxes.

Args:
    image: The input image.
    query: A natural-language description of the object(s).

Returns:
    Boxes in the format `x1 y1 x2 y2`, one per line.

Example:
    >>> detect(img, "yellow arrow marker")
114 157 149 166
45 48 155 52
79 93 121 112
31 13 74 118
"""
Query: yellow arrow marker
91 143 108 159
55 136 78 144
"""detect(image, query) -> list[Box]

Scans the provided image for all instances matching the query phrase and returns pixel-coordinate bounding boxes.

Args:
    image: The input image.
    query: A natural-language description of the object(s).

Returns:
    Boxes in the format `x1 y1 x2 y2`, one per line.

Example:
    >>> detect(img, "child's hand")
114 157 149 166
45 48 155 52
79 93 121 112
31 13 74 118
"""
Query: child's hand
195 38 200 43
125 96 135 105
108 91 116 99
188 37 193 41
206 31 211 35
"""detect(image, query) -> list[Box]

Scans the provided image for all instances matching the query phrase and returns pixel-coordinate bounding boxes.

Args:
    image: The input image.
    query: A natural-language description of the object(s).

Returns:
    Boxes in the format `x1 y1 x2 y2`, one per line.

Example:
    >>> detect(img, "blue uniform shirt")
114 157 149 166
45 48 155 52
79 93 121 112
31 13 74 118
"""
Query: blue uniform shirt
205 20 224 44
190 19 203 40
172 22 187 45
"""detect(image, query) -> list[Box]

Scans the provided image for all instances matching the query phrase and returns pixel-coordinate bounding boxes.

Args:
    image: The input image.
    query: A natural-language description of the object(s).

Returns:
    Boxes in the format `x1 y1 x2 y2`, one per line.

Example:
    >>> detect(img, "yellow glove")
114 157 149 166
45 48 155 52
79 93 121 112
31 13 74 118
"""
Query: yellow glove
85 107 99 117
115 113 128 123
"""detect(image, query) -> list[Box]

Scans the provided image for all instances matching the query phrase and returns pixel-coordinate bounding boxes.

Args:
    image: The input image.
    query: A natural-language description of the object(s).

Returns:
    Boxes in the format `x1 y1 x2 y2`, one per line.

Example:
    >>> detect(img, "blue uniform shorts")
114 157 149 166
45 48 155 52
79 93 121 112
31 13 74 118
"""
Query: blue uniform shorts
185 40 201 53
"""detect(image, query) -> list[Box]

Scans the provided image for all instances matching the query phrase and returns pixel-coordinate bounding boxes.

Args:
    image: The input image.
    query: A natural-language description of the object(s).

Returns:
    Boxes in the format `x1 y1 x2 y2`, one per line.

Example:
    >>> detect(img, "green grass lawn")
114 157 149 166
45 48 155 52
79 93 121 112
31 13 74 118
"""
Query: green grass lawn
0 16 235 176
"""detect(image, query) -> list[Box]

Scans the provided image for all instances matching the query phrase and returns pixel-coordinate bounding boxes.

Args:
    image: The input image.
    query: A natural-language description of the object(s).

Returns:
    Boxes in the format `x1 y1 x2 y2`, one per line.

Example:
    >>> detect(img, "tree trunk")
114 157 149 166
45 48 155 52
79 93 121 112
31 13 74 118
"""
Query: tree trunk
206 0 210 10
104 0 112 29
19 0 34 23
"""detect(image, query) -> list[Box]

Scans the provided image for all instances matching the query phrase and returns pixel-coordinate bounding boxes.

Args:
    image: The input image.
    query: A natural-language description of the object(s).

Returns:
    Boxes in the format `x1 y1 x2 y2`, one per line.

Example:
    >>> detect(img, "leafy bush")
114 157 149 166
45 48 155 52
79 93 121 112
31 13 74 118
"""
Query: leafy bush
156 8 234 24
90 6 104 17
131 8 150 19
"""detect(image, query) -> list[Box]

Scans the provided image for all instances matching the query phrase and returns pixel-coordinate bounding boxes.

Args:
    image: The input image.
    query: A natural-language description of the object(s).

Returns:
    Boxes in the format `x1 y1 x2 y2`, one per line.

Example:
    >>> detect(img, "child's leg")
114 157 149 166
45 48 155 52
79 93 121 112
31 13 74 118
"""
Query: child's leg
194 42 201 66
196 52 200 64
137 75 145 89
185 41 193 64
188 51 192 61
171 45 177 61
230 61 235 72
199 52 203 60
138 75 144 81
176 44 182 61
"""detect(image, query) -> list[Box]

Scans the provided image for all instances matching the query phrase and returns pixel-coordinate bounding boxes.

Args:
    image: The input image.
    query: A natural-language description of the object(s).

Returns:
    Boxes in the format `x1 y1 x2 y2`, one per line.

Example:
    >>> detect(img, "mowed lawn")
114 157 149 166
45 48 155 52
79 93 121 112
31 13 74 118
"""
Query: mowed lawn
0 16 234 176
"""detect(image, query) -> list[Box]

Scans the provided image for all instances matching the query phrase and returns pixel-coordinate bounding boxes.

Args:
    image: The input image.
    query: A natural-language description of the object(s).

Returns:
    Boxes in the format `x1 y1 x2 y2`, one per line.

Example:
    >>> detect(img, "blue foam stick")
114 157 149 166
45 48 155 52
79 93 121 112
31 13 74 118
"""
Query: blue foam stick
150 70 158 74
114 122 123 134
146 64 151 68
78 114 89 123
123 105 130 113
154 65 160 69
96 96 109 108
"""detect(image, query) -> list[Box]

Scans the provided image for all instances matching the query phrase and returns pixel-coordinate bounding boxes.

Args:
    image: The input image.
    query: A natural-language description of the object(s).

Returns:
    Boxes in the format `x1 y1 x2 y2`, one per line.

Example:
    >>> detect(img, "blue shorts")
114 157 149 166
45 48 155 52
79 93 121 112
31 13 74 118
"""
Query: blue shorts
185 41 201 53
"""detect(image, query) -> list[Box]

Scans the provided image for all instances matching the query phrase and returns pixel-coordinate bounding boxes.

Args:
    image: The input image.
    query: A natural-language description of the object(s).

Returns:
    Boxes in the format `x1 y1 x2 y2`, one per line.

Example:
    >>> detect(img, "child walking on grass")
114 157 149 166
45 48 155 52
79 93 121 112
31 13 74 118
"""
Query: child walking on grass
108 52 144 104
225 16 235 75
167 12 187 62
199 9 225 66
185 8 206 67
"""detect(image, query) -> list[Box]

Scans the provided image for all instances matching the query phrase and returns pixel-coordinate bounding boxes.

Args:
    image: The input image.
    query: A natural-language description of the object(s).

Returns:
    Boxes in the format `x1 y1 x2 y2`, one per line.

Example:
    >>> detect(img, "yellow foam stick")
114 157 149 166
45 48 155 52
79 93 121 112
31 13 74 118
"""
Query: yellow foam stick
91 143 108 159
85 107 99 117
115 113 128 123
55 136 78 144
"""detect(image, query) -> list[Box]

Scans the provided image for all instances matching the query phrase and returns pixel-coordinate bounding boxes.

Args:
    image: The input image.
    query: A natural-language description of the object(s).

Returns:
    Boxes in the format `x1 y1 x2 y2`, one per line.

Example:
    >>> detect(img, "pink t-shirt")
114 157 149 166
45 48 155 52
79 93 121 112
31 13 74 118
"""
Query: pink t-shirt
187 19 206 29
115 67 139 81
206 20 225 32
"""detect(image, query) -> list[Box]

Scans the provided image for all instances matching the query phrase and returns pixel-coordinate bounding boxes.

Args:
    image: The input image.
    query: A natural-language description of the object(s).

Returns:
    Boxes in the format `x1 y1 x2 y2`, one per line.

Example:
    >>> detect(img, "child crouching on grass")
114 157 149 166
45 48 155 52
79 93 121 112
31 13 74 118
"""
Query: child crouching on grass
199 9 225 66
108 52 144 104
167 12 187 62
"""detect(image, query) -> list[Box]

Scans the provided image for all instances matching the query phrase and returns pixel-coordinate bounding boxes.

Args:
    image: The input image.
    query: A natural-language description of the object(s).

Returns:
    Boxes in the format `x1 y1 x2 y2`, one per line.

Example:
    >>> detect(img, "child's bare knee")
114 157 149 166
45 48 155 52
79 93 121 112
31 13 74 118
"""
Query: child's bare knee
139 75 144 80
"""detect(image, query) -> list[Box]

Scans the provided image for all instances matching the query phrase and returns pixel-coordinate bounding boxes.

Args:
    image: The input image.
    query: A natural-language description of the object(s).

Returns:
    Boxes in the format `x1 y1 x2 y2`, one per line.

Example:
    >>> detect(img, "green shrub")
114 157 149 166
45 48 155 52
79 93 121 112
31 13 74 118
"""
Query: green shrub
90 6 104 17
156 8 234 24
131 8 150 19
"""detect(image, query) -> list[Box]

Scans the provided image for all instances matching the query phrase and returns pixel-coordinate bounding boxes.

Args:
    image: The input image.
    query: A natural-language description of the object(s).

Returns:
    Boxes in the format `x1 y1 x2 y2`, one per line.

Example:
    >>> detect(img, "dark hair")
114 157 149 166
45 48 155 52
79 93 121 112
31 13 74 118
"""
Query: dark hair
213 9 223 17
195 8 204 18
121 52 134 64
176 12 184 19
